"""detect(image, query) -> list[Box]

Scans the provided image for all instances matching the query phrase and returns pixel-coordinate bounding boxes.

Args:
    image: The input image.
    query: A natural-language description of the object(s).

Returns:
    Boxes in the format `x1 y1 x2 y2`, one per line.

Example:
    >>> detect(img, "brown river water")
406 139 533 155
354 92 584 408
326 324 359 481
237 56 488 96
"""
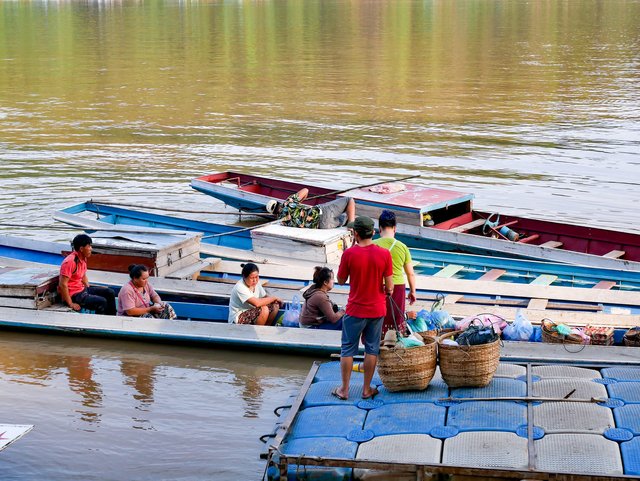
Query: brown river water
0 0 639 479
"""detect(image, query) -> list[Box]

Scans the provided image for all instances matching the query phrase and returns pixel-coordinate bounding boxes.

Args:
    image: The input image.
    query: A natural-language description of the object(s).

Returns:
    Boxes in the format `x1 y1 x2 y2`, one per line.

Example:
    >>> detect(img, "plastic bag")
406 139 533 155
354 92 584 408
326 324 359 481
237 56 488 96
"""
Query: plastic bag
456 313 507 335
397 334 425 348
409 308 455 332
502 309 534 341
282 294 301 328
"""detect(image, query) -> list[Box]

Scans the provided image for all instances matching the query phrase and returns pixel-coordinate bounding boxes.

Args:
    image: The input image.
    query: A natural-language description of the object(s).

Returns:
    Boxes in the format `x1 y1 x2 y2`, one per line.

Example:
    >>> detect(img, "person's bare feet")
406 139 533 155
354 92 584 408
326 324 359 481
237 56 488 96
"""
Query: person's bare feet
362 386 379 399
331 387 348 401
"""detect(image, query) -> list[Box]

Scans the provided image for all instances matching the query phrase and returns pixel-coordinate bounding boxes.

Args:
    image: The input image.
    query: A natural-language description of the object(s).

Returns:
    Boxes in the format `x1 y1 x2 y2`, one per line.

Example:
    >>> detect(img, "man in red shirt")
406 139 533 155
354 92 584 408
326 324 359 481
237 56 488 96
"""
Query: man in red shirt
333 216 393 401
59 234 116 315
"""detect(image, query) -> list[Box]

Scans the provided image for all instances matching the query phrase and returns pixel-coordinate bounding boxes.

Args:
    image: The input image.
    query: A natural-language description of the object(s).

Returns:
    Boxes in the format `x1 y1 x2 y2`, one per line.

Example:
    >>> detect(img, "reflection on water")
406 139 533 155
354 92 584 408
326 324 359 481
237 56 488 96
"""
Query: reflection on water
67 357 103 427
0 332 310 480
0 0 639 236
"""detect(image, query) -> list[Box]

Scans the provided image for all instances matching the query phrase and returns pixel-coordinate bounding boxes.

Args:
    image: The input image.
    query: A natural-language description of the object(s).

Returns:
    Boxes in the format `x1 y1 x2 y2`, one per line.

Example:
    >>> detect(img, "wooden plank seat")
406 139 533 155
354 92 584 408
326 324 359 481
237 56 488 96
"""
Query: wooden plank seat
450 218 486 233
529 274 558 286
593 281 616 290
477 269 506 282
540 241 563 248
433 264 465 278
603 250 625 259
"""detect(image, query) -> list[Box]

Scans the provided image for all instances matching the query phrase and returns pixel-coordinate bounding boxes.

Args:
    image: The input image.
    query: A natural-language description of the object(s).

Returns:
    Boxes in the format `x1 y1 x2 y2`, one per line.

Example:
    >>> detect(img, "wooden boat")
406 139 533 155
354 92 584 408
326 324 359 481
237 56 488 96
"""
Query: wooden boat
2 233 640 324
191 172 640 272
51 202 640 291
0 264 638 355
2 253 640 335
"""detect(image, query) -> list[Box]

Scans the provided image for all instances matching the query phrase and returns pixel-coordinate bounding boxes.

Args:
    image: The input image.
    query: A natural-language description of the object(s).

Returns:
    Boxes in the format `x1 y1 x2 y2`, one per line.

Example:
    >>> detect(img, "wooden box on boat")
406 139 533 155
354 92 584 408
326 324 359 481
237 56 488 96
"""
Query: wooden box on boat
0 267 59 309
251 225 353 265
63 232 204 278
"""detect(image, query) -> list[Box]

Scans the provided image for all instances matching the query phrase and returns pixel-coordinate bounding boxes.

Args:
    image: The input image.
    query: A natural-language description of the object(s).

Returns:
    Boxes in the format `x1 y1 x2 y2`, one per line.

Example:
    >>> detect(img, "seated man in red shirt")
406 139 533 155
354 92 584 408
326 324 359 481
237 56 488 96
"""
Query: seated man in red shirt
332 216 393 401
59 234 116 315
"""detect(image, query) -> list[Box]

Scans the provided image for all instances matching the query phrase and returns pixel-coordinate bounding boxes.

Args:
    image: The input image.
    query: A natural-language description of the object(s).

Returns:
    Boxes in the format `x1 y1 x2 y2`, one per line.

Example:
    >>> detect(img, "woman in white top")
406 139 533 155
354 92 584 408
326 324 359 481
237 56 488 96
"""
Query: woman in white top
228 263 282 325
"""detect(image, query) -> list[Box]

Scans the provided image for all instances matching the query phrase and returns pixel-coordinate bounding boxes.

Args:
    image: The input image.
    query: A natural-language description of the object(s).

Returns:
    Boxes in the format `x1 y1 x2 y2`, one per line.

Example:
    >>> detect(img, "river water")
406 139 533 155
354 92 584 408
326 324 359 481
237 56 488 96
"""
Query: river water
0 0 639 479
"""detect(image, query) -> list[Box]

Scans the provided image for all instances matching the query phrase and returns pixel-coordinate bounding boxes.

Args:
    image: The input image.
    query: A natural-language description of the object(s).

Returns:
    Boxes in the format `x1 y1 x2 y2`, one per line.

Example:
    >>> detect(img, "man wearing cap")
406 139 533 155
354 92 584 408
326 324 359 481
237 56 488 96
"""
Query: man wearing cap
266 188 355 229
373 209 417 337
332 216 393 401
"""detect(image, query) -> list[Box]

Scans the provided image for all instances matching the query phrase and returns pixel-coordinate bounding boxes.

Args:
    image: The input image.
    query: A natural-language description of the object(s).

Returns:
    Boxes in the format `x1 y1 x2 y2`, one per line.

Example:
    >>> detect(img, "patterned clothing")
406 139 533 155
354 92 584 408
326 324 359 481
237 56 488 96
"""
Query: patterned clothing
279 193 321 228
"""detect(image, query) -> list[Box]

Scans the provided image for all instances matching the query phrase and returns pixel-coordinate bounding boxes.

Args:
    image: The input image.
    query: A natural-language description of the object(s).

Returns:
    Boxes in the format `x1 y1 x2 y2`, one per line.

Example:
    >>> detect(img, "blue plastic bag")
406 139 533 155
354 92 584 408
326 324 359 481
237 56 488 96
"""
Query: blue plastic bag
282 294 301 328
502 309 533 341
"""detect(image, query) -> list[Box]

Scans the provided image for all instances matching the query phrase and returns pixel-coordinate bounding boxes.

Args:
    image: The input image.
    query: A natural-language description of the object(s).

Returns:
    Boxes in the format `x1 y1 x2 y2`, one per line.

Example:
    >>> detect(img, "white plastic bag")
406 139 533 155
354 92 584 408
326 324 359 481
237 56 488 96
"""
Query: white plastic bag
282 294 301 328
503 309 534 341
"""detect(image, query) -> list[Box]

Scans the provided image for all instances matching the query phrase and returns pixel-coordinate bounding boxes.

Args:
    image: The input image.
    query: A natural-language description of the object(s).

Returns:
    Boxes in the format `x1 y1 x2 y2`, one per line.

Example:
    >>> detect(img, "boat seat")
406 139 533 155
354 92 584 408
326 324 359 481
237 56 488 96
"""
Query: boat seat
527 298 549 310
477 269 506 282
433 264 465 278
530 274 557 286
593 281 616 290
450 219 486 233
540 241 563 248
603 250 625 259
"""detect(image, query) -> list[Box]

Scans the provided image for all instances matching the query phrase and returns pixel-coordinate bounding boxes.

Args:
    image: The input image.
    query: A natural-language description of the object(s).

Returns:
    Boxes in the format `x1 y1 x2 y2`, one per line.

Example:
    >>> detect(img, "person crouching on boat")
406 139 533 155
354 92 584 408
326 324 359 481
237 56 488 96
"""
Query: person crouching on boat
299 267 345 330
59 234 116 315
229 263 282 325
266 188 356 229
117 264 176 319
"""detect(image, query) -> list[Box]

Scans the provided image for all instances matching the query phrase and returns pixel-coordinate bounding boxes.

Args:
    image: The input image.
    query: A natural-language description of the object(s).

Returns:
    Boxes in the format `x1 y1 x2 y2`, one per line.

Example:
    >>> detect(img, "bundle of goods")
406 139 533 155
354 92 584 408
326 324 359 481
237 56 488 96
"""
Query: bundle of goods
407 295 456 338
438 323 501 388
623 327 640 347
583 325 615 346
541 319 590 345
378 330 437 392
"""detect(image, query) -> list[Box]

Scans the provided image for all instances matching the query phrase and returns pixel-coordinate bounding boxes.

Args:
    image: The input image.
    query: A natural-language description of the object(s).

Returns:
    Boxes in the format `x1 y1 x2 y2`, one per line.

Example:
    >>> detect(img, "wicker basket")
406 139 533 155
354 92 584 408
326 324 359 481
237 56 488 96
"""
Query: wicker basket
541 319 586 345
623 327 640 347
438 330 500 388
377 336 437 392
417 328 455 339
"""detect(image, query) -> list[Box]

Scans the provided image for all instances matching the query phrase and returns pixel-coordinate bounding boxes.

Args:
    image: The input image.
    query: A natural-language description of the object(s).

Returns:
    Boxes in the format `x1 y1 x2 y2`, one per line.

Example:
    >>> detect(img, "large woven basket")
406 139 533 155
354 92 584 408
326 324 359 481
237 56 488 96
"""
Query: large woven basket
541 319 586 345
417 328 455 339
623 327 640 347
377 336 437 392
438 330 500 388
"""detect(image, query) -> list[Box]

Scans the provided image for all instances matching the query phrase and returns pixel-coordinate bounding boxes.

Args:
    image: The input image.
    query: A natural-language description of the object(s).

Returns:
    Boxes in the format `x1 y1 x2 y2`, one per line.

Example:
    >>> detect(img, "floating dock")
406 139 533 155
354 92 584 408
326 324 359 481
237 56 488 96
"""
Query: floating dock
266 346 640 480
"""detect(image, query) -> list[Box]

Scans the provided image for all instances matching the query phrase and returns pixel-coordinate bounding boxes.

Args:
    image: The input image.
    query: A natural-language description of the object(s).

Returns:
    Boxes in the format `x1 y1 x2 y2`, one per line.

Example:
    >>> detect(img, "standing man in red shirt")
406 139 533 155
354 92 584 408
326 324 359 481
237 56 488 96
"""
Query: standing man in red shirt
333 216 393 401
59 234 116 315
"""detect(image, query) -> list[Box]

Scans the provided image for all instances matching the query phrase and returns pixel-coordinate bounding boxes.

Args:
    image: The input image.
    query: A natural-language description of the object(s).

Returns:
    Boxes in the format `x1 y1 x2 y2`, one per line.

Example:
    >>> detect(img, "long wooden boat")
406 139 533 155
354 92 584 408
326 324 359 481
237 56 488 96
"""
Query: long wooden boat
191 172 640 272
2 253 640 332
2 234 640 325
52 202 640 291
0 265 638 356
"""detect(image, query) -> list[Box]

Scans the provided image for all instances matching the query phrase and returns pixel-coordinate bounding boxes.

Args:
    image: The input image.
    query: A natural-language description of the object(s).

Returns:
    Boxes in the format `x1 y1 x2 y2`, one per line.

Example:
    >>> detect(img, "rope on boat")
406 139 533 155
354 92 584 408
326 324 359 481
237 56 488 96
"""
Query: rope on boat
87 199 275 217
305 174 421 201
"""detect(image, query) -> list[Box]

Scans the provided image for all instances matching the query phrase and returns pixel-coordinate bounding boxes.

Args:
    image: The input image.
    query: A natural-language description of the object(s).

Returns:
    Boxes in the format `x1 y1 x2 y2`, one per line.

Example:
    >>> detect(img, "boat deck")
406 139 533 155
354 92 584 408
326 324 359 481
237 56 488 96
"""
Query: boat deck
266 353 640 480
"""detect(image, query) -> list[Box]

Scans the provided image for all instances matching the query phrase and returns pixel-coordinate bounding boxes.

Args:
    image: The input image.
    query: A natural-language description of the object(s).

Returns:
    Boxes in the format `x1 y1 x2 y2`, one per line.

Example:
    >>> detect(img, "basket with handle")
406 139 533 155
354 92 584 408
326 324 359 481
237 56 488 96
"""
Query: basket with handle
541 319 586 345
437 329 500 388
623 327 640 347
377 294 438 392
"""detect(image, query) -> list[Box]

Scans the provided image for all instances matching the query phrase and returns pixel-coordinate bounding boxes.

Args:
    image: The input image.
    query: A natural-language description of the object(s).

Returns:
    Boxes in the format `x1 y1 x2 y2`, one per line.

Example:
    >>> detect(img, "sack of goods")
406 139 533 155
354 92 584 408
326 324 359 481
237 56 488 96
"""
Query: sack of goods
583 325 614 346
438 324 501 388
502 309 534 341
377 330 437 392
